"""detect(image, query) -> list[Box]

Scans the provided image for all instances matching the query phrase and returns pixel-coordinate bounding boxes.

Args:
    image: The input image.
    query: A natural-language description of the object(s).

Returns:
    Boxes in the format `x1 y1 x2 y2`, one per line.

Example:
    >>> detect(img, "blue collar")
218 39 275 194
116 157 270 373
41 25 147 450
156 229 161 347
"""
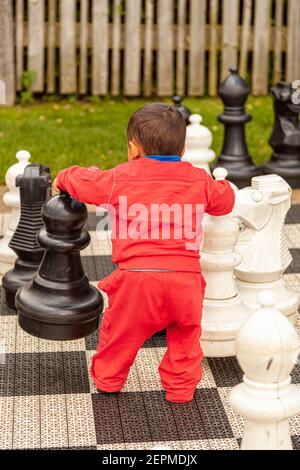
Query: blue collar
144 155 181 162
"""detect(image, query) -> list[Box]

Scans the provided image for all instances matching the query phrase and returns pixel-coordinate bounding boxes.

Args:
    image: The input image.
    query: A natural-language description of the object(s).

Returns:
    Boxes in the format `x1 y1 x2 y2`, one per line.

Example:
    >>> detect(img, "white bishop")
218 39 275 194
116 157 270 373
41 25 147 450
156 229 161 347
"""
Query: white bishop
230 290 300 450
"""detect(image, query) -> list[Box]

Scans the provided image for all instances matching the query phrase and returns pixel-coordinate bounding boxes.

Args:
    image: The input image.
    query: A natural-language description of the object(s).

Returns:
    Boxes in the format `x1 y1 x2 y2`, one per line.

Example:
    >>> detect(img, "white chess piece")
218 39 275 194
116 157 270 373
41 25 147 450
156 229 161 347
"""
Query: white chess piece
199 167 249 356
232 174 299 323
0 150 31 276
212 166 228 180
213 167 239 191
200 212 250 357
182 114 215 174
230 290 300 450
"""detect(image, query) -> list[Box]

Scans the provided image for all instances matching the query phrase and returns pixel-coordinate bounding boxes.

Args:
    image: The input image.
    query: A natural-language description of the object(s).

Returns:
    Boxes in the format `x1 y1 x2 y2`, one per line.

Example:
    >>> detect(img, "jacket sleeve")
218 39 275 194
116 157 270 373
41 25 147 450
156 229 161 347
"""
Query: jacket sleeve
56 165 115 206
204 173 235 216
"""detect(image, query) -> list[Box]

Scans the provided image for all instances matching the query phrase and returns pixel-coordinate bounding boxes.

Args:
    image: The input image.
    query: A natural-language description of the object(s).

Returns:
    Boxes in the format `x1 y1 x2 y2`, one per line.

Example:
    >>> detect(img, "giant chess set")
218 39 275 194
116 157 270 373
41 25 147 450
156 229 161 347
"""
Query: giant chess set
1 69 300 450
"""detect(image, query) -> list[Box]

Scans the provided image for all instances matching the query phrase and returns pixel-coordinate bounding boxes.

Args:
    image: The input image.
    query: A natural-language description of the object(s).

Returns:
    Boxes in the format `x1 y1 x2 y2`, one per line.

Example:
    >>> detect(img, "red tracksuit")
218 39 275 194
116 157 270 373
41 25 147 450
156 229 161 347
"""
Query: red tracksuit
57 157 234 402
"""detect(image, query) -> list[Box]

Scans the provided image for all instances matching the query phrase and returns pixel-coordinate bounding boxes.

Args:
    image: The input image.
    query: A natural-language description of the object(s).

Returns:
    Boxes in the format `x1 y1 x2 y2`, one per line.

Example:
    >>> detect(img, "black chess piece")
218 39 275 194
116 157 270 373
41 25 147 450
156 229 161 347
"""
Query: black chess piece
215 66 261 188
2 164 51 309
16 191 103 340
173 96 191 126
263 82 300 188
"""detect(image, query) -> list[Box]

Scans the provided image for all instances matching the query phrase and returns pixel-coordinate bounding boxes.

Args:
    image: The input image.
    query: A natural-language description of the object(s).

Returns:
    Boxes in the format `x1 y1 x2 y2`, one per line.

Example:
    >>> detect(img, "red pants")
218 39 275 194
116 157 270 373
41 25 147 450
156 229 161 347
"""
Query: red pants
91 269 205 403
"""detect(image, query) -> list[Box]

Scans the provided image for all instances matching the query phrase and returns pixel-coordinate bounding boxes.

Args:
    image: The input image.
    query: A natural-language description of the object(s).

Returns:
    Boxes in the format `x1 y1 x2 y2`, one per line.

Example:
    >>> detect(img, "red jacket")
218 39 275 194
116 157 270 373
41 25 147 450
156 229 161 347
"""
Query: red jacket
57 158 235 272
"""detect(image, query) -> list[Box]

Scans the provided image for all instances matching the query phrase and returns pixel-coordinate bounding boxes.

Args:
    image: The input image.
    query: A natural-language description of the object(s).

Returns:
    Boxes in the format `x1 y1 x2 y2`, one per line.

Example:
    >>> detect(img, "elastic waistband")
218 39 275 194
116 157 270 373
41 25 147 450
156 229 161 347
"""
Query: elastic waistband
118 256 201 273
124 268 174 272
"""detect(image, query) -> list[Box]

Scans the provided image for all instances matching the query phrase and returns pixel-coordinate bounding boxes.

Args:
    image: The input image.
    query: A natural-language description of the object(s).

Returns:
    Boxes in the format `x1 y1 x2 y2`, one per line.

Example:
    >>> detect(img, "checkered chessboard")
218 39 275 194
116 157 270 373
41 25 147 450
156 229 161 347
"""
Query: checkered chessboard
0 206 300 451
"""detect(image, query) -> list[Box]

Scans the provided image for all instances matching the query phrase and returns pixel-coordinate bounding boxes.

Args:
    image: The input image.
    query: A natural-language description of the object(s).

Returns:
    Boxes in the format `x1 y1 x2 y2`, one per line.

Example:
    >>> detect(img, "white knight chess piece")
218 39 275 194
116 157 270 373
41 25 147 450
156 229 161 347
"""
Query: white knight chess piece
0 150 31 276
230 290 300 450
232 174 299 323
182 114 215 173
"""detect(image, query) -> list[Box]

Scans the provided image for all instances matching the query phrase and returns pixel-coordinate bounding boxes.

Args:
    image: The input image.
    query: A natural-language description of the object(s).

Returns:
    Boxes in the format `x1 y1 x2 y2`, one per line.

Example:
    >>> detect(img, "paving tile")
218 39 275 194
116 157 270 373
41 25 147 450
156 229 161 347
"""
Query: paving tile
0 315 16 354
0 286 16 316
63 350 90 395
207 357 243 388
217 387 245 439
66 393 97 448
117 391 152 444
40 394 68 449
0 396 14 449
286 205 300 224
285 249 300 274
92 392 124 446
195 388 235 439
285 224 300 249
208 438 239 450
13 396 40 449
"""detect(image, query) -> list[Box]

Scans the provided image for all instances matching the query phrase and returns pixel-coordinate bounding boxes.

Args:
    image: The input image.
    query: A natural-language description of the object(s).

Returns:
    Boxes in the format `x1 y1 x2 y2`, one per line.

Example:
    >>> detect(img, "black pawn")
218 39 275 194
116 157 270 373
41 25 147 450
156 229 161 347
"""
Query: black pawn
263 82 300 188
173 96 191 126
215 66 261 188
3 164 51 309
16 192 103 340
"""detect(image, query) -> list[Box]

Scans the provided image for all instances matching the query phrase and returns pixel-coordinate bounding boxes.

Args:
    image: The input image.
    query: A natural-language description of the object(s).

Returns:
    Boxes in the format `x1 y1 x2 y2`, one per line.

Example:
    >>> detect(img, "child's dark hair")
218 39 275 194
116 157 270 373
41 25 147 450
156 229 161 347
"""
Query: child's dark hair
127 103 186 156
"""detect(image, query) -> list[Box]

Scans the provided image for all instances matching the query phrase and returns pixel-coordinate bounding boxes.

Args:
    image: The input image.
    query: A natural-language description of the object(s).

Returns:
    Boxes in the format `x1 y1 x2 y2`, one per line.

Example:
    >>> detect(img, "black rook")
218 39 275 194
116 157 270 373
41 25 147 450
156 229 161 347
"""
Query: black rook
16 192 103 340
3 164 51 309
263 81 300 188
216 67 261 188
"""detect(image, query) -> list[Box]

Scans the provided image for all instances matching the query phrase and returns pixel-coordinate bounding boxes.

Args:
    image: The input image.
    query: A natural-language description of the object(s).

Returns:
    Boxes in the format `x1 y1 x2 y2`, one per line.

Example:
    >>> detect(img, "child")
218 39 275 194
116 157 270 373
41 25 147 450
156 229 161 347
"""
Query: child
54 103 235 403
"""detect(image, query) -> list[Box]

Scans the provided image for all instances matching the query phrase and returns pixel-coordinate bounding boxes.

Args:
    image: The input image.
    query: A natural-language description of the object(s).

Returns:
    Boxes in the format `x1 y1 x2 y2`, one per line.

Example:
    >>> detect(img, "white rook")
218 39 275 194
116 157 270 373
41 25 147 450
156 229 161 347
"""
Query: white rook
232 174 299 323
230 291 300 450
182 114 215 174
0 150 31 276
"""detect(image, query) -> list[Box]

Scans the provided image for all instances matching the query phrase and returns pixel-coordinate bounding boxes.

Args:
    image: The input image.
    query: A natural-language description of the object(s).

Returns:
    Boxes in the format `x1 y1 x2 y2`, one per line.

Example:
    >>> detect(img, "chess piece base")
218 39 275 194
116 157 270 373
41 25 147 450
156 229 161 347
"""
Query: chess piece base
201 295 250 357
236 278 299 324
2 258 40 309
263 155 300 189
230 376 300 450
18 309 100 341
16 274 103 340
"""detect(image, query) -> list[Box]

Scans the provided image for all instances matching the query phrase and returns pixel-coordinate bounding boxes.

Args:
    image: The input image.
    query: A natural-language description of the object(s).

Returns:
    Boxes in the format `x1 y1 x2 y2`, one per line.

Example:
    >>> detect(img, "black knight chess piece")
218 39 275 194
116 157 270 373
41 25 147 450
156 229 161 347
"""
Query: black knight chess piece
3 164 51 309
16 191 103 340
263 81 300 188
215 66 261 188
173 96 191 126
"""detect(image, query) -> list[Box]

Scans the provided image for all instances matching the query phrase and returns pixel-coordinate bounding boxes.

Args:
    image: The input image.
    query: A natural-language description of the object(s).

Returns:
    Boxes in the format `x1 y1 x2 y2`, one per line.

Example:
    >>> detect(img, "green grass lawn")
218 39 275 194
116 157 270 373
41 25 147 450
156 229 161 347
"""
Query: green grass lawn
0 96 273 184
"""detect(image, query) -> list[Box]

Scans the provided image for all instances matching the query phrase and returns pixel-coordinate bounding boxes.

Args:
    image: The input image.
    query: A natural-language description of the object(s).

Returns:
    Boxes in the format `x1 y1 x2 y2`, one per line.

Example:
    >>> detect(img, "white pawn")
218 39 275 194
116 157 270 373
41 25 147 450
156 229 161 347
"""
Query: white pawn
0 150 31 276
182 114 215 174
200 212 250 357
230 290 300 450
213 167 239 192
212 166 228 181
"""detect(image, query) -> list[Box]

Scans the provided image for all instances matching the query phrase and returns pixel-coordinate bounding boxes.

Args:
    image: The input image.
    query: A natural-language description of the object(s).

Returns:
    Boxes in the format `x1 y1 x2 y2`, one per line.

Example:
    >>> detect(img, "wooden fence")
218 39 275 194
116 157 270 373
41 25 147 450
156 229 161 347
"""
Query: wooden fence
0 0 300 105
